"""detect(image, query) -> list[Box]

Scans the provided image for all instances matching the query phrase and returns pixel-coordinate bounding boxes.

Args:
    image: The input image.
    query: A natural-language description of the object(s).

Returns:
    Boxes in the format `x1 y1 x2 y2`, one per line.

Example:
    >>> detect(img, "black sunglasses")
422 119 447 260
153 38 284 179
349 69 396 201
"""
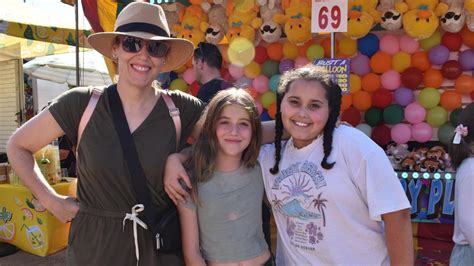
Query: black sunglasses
120 36 169 58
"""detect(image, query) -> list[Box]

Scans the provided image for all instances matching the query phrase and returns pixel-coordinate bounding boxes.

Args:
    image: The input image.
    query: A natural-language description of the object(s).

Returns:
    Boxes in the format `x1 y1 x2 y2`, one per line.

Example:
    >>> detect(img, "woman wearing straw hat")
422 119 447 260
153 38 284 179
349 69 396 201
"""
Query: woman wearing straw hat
7 2 203 265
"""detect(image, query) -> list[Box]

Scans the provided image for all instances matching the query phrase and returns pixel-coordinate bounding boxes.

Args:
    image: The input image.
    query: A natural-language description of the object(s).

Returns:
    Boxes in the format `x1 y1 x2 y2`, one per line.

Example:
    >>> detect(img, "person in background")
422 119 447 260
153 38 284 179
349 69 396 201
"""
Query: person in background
176 88 271 265
7 2 203 265
58 135 76 177
193 42 231 103
448 103 474 266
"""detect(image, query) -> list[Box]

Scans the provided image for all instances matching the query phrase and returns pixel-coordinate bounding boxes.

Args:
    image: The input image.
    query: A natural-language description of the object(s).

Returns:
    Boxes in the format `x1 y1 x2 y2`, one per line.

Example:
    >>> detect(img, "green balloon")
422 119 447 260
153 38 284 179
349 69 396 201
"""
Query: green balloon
365 108 383 126
426 106 448 127
262 60 279 78
261 91 276 108
170 78 188 92
450 108 462 127
383 104 404 125
419 87 440 109
420 31 441 51
306 44 325 61
438 123 455 145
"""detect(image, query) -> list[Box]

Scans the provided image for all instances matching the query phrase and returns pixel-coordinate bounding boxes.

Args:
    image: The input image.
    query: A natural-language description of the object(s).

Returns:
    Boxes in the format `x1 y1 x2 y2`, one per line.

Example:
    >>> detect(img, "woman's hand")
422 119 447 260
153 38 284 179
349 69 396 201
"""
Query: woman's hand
164 153 192 205
45 195 79 223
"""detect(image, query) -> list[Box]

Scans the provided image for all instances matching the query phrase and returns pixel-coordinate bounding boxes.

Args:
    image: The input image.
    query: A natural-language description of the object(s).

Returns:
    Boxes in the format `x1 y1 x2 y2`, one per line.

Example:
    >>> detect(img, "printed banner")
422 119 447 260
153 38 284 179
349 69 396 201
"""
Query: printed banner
313 58 350 94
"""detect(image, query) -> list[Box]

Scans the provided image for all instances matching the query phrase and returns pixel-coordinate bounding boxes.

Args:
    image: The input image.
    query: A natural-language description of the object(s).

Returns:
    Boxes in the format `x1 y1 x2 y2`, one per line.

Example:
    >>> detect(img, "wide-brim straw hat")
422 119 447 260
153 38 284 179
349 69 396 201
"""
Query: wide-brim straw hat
87 2 194 72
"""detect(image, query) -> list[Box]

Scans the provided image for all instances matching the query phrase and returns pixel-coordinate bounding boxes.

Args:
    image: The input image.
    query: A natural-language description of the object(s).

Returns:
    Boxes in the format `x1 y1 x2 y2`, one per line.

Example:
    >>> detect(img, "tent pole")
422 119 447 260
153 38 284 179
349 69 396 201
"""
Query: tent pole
75 0 80 86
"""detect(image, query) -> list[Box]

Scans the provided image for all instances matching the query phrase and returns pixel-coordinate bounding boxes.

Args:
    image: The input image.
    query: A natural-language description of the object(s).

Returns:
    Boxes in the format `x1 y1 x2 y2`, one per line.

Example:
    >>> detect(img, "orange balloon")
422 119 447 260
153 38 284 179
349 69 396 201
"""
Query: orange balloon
411 51 431 71
440 90 462 110
361 73 381 92
460 25 474 48
455 74 474 94
352 90 372 111
423 68 444 88
267 102 277 119
244 87 259 99
267 42 284 61
185 58 193 68
370 51 392 74
298 40 313 57
321 37 339 57
341 94 352 111
221 46 230 63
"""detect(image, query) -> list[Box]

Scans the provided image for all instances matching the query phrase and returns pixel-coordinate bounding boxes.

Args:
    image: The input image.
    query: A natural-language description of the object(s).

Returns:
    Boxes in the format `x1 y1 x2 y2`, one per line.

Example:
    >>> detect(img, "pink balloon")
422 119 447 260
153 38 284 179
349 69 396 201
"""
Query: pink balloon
391 123 411 144
411 122 433 143
182 68 196 84
380 34 400 55
399 35 419 54
253 75 269 94
255 101 263 115
404 103 426 124
295 56 310 68
228 64 244 79
381 70 401 90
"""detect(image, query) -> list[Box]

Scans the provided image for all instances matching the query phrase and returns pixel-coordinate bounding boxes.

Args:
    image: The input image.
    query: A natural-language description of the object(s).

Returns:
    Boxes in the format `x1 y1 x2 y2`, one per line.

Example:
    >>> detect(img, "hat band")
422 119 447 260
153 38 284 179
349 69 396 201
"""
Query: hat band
116 22 169 38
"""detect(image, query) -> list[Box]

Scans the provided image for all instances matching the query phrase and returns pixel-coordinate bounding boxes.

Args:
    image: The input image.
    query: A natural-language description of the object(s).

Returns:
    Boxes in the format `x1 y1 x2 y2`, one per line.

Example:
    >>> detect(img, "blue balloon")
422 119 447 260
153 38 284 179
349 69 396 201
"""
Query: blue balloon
357 33 379 57
260 110 272 121
269 74 281 92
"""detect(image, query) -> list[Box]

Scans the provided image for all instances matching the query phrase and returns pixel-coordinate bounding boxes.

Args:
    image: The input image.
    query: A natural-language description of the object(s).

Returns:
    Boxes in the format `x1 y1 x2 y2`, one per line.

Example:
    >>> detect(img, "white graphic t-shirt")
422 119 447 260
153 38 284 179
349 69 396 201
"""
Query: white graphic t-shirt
259 126 411 266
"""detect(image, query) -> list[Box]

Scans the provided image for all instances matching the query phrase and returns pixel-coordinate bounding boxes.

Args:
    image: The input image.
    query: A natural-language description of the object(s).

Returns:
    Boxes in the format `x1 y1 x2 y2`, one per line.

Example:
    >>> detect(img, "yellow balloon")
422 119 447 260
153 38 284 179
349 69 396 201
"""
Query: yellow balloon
244 61 261 79
227 37 255 67
283 41 298 59
339 37 357 56
174 64 187 74
350 74 361 94
392 51 411 72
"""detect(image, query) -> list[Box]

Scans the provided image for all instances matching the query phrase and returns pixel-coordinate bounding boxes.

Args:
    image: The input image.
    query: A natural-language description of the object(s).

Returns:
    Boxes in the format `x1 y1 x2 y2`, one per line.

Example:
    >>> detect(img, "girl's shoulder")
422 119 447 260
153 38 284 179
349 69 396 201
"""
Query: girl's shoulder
332 125 382 156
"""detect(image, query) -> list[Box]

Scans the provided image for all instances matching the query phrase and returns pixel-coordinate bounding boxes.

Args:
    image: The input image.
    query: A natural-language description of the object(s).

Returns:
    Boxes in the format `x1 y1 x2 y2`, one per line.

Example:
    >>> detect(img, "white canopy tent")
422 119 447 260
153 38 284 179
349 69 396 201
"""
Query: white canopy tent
23 50 112 86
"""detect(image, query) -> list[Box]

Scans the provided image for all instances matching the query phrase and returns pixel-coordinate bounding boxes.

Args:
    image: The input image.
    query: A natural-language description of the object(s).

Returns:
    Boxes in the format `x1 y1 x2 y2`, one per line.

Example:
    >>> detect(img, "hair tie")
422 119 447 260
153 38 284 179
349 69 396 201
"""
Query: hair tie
453 124 468 144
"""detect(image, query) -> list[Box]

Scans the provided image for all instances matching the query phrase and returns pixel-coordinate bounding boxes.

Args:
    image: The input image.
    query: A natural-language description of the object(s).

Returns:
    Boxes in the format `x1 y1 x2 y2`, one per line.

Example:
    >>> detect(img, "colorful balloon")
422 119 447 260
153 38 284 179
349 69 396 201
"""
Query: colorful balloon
294 57 310 68
244 61 261 79
269 74 281 92
339 37 358 56
441 32 463 51
279 59 295 74
411 51 431 71
182 68 196 85
341 107 361 126
423 68 443 88
420 31 441 51
351 54 371 76
357 33 379 57
372 89 393 108
365 108 383 126
260 91 276 108
391 123 411 144
227 37 255 66
441 60 463 80
262 60 279 77
383 104 404 124
455 74 474 94
370 51 392 74
379 34 400 55
350 74 362 94
253 75 269 94
361 73 381 92
352 90 371 111
419 87 441 109
267 42 283 61
459 49 474 70
306 44 324 61
460 25 474 48
228 64 245 79
371 125 392 146
404 103 426 124
394 87 414 106
399 35 419 54
170 78 188 92
426 106 448 127
428 45 450 65
381 70 401 91
440 90 462 111
401 67 423 89
254 46 268 64
356 123 372 137
341 94 352 111
392 51 411 72
283 41 299 59
438 123 455 145
411 122 433 143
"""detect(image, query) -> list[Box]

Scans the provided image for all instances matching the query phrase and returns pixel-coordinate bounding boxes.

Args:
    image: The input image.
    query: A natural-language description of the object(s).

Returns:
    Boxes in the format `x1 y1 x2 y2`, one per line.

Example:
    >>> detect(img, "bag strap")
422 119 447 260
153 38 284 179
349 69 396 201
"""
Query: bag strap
161 90 181 152
76 87 104 153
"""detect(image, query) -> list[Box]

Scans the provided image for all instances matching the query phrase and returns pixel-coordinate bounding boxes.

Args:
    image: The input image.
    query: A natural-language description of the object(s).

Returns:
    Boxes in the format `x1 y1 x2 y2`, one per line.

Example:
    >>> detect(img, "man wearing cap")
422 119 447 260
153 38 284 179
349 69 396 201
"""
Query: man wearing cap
193 42 231 103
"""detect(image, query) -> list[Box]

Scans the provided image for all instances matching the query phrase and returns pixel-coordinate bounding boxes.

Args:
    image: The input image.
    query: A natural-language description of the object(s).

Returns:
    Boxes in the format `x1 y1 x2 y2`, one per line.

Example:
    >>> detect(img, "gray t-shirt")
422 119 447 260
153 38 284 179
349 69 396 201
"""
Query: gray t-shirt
184 164 268 263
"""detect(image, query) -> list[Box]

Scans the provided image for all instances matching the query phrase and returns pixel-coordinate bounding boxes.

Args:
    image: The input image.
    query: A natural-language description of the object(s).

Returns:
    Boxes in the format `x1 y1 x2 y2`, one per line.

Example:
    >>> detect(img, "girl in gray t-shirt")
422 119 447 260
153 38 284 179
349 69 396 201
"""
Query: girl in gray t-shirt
176 88 270 265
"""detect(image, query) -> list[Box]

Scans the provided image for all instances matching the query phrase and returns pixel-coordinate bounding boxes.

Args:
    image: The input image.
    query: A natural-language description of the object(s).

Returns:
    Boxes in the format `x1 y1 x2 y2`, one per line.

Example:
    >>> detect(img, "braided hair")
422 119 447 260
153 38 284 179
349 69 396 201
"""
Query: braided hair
269 65 342 175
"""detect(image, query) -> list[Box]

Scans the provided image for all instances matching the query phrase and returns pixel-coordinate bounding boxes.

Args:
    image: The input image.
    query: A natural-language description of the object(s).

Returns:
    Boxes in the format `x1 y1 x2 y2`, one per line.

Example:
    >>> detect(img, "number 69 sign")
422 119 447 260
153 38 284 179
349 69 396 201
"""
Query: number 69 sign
311 0 348 33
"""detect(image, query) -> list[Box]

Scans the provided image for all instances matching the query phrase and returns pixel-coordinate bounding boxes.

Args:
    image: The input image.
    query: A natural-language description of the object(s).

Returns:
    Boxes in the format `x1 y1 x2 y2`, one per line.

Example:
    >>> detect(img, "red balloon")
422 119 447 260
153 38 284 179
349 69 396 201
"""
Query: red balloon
372 89 393 108
371 125 392 146
190 81 200 96
221 68 233 82
341 107 361 126
471 90 474 100
441 32 463 51
401 67 423 89
254 46 268 64
441 60 463 80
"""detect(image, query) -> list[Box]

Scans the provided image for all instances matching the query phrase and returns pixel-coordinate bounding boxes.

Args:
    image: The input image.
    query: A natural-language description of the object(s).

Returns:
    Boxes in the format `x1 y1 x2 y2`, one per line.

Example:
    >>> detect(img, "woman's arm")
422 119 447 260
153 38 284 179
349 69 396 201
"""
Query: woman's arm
178 204 206 266
6 110 79 223
164 152 192 205
382 208 414 266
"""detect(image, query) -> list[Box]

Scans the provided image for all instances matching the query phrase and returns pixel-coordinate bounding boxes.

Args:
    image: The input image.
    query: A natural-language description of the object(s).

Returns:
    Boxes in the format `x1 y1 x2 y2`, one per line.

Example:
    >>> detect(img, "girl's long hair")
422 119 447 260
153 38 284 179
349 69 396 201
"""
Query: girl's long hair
448 103 474 169
188 88 262 203
270 64 342 175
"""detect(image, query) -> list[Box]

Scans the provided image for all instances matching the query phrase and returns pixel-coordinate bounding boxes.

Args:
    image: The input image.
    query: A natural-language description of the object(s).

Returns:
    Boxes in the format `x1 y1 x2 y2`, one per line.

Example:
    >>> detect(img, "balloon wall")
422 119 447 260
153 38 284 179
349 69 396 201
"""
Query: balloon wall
158 0 474 147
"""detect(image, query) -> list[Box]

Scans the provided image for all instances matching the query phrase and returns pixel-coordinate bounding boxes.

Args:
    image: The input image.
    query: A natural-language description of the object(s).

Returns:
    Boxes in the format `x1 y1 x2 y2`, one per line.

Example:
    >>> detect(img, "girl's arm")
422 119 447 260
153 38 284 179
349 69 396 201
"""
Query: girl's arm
6 110 79 223
382 208 414 266
178 204 206 266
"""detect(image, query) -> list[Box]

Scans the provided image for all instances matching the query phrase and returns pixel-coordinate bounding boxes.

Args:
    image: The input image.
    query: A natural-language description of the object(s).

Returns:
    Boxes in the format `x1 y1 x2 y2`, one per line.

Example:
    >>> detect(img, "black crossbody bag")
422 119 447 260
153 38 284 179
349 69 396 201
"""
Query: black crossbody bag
108 85 182 255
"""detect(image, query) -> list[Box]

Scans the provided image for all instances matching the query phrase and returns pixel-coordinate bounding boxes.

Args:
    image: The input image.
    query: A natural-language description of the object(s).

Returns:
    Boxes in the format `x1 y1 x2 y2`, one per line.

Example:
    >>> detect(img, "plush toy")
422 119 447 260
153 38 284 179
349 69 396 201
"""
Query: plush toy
440 0 466 32
344 0 381 39
272 0 312 45
205 4 228 44
421 158 442 172
425 146 447 171
258 0 283 43
173 5 208 46
401 156 418 171
226 0 262 43
399 0 449 39
465 0 474 31
162 2 186 37
378 0 407 30
385 143 411 170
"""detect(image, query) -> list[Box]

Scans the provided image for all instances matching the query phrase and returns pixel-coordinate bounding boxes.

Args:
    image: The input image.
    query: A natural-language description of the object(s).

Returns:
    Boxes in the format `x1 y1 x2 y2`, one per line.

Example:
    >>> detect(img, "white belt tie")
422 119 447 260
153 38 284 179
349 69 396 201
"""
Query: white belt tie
123 204 148 263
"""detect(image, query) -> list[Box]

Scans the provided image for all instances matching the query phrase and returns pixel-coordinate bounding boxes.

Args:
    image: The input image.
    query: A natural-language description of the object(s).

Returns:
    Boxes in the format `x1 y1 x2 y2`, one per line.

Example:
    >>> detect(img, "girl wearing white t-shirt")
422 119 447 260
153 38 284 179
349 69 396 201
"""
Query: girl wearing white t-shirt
258 65 413 265
448 103 474 266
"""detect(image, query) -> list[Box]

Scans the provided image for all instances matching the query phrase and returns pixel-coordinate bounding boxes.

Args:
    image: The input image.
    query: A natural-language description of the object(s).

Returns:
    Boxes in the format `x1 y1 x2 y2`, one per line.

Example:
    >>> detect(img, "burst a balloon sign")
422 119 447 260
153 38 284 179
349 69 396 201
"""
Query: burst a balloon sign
313 58 350 94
